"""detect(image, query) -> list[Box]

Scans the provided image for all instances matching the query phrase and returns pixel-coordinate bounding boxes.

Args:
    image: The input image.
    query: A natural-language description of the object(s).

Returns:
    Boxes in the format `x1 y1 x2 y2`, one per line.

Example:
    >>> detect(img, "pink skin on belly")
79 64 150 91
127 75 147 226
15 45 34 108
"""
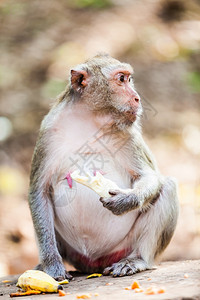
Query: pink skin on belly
70 249 130 269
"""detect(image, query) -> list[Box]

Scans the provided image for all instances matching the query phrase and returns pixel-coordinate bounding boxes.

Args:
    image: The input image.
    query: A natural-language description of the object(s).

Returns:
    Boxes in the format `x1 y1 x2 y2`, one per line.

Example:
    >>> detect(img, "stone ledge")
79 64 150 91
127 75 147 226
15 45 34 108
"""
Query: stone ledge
0 260 200 299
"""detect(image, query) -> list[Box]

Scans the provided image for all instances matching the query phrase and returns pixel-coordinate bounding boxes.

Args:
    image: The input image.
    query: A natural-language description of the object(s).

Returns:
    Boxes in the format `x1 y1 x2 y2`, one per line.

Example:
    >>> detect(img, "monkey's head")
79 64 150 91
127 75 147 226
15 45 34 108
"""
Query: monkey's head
70 54 143 128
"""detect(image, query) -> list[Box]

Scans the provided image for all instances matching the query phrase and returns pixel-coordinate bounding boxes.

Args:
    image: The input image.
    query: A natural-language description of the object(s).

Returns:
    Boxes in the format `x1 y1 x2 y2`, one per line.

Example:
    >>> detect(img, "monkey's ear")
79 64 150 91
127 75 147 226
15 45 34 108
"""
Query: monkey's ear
71 69 89 92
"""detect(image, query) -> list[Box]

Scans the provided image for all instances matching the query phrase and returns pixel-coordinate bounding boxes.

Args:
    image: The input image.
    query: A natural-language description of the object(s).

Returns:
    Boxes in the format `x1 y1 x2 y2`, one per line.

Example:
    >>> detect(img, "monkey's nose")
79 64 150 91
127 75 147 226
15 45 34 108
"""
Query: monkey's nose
134 97 140 103
128 97 140 108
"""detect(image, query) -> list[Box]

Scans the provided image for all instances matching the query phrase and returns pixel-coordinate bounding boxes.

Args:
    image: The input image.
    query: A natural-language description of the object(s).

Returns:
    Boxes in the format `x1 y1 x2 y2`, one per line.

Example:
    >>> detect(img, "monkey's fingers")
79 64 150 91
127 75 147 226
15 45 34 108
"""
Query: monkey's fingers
100 194 131 215
65 271 73 281
100 193 142 215
55 271 73 282
108 189 122 196
100 195 123 215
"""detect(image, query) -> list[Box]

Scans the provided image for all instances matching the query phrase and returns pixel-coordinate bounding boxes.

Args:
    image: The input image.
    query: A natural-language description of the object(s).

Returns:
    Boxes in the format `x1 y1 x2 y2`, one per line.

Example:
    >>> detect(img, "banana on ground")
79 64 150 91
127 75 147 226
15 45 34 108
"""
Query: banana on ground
16 270 69 293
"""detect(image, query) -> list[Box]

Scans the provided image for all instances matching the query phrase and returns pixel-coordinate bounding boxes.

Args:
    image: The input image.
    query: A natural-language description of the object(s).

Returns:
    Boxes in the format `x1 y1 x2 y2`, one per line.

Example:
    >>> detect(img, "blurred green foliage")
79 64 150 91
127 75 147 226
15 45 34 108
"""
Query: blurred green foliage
72 0 111 9
42 79 66 98
0 0 27 16
186 71 200 93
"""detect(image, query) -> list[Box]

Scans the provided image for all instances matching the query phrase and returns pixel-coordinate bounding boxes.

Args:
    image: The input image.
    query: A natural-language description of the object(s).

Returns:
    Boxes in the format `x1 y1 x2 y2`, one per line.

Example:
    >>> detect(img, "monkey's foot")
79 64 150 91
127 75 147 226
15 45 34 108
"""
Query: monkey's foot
34 263 73 281
100 190 141 215
103 258 148 277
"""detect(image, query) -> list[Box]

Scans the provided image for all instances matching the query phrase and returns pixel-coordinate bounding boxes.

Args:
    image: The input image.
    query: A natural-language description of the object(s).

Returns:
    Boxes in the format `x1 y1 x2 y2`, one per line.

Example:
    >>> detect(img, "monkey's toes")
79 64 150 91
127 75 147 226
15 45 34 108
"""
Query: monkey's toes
103 258 148 277
55 271 73 281
102 266 113 276
103 260 136 277
65 271 73 280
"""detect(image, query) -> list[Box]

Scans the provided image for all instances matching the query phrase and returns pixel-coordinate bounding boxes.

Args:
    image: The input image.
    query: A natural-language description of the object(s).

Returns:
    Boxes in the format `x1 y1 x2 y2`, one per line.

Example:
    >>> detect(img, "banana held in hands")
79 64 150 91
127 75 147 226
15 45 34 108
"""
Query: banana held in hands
16 270 69 293
71 170 120 198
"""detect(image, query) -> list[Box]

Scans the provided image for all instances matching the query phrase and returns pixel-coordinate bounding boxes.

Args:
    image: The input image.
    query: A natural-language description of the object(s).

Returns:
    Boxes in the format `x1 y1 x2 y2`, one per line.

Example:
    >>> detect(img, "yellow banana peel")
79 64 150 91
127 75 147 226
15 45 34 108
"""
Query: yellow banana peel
86 273 102 279
16 270 69 293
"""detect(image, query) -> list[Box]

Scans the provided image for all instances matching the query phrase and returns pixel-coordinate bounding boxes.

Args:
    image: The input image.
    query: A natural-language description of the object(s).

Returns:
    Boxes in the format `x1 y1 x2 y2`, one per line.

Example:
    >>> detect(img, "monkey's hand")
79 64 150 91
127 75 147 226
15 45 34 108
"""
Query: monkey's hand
35 259 73 282
100 190 141 215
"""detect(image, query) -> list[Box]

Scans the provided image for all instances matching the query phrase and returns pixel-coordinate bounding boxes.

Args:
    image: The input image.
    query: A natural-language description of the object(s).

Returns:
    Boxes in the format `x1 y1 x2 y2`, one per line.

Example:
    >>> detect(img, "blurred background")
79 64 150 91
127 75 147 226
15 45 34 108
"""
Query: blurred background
0 0 200 277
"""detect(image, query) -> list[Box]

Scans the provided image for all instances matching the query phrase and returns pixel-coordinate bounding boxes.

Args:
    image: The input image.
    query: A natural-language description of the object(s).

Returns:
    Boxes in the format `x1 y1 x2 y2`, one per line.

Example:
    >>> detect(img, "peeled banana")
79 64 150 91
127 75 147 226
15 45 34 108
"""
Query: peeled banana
71 170 120 198
16 270 68 293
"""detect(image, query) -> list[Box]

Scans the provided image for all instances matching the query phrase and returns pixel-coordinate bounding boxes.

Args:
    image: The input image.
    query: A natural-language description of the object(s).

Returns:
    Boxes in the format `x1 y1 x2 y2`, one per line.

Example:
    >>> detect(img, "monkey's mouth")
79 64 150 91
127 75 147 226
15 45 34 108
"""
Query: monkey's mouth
124 110 137 122
116 105 138 123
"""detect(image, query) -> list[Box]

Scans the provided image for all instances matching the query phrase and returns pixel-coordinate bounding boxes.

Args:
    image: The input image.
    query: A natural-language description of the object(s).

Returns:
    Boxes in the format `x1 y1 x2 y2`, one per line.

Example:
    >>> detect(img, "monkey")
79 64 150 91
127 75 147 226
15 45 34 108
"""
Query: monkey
29 54 178 280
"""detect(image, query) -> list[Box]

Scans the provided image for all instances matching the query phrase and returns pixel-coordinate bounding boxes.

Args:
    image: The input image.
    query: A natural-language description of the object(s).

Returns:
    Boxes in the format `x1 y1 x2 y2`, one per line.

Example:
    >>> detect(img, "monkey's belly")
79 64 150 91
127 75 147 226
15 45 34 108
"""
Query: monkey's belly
54 182 138 261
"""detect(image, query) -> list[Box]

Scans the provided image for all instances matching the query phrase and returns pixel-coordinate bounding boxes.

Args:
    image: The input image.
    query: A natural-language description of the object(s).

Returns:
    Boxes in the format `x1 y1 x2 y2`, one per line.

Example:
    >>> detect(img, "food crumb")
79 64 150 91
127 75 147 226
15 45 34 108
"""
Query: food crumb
2 280 11 283
157 288 165 294
134 288 144 293
94 293 99 296
131 281 141 290
144 287 156 295
144 286 165 295
76 293 91 299
124 287 131 290
105 282 113 286
59 289 66 296
147 278 152 281
184 273 189 278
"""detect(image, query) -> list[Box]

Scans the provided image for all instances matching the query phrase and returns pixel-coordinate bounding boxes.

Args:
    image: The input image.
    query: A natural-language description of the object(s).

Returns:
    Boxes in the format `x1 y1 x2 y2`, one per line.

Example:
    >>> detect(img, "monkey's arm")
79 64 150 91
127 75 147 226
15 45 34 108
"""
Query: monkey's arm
100 171 163 215
29 136 71 280
100 139 163 215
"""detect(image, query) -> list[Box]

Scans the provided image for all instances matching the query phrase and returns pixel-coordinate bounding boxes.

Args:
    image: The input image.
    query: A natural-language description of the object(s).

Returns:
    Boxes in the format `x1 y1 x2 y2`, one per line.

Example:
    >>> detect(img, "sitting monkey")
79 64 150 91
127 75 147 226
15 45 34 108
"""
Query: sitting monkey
29 54 178 280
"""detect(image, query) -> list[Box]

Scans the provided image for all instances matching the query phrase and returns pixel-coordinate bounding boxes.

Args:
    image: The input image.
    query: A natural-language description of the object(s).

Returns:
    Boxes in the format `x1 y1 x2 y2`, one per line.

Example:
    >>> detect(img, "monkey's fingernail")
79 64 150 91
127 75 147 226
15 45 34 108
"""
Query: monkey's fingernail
65 172 73 188
109 190 117 195
103 268 111 275
66 272 73 280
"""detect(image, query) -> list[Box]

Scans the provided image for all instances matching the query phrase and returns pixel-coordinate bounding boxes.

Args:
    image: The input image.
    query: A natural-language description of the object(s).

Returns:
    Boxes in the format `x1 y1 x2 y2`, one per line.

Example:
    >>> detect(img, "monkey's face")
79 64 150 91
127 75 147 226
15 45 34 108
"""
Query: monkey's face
104 67 142 124
70 56 142 126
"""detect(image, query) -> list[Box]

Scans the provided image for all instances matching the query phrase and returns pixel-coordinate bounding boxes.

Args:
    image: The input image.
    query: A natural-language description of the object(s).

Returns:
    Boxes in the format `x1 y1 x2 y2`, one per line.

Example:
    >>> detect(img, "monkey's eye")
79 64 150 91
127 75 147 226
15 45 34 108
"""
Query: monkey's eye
115 72 129 84
120 74 125 82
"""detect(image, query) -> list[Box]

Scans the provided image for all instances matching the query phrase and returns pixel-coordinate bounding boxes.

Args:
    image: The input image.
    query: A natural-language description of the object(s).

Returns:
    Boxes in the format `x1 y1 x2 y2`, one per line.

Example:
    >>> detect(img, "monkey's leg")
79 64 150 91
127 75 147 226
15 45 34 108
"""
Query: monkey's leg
103 177 178 277
29 191 72 281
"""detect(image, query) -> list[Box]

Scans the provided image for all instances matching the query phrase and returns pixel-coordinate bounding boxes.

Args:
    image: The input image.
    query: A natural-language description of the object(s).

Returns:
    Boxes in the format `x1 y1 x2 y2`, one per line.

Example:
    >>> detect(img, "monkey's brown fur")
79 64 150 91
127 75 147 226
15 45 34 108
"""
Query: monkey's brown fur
29 54 178 280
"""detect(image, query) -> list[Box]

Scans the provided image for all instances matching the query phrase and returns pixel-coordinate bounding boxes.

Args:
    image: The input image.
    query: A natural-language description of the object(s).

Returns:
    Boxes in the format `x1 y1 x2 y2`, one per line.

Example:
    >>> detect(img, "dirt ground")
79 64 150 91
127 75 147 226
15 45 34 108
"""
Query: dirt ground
0 260 199 300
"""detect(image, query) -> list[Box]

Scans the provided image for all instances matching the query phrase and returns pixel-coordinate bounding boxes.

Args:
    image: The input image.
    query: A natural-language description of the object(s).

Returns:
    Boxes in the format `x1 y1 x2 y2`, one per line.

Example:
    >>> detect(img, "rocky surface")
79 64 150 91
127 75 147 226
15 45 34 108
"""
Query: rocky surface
0 260 200 300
